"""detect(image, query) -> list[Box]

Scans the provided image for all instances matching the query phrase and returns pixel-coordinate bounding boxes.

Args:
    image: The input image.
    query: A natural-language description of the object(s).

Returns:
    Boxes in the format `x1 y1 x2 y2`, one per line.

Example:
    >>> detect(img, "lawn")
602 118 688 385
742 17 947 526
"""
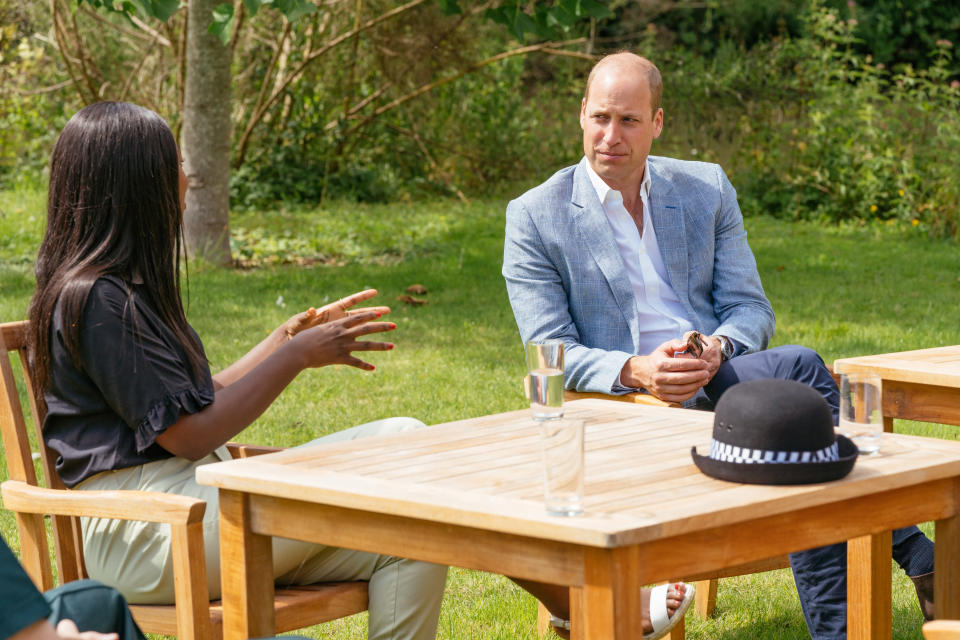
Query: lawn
2 185 958 639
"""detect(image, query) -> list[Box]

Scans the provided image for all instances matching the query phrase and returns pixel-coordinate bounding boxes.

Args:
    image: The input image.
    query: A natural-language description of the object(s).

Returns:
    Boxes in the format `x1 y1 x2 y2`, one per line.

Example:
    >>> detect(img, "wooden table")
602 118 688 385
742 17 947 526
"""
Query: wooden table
196 399 960 640
835 346 960 431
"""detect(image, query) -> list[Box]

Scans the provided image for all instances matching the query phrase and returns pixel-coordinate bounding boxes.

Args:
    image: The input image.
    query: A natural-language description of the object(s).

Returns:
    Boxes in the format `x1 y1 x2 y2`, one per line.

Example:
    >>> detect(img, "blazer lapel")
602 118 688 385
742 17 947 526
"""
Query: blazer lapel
647 162 693 318
570 159 641 347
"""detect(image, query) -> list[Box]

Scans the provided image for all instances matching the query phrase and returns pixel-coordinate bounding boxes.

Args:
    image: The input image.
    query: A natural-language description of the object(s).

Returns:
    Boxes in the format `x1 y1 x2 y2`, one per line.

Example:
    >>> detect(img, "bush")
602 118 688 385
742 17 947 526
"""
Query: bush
729 3 960 233
0 1 74 188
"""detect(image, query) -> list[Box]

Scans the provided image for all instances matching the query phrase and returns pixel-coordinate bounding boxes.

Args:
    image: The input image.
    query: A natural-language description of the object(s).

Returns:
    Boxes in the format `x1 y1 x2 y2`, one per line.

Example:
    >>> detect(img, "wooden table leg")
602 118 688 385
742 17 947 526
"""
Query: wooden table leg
935 510 960 620
537 601 552 635
882 416 894 433
847 531 892 640
219 489 276 640
575 548 641 640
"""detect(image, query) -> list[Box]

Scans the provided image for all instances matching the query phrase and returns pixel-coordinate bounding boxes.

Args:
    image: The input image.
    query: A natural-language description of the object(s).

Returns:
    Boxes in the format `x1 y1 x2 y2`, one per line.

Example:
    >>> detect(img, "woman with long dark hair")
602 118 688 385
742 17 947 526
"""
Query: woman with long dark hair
29 102 447 640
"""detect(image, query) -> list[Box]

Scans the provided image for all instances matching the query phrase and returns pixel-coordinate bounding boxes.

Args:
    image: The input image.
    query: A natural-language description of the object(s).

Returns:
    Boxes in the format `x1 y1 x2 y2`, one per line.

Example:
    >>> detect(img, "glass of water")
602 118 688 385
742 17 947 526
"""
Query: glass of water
540 417 585 516
838 373 883 455
525 340 564 421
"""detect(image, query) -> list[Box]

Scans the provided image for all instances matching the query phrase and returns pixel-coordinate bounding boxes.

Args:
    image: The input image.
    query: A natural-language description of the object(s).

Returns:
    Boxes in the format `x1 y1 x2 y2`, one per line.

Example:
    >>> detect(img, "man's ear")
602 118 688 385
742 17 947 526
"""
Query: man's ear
579 98 587 130
653 108 664 139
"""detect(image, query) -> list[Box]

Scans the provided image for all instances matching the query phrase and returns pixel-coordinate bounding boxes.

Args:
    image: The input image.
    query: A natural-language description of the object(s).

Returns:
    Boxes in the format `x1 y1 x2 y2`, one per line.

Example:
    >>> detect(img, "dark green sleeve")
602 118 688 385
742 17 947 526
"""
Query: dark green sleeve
0 537 52 638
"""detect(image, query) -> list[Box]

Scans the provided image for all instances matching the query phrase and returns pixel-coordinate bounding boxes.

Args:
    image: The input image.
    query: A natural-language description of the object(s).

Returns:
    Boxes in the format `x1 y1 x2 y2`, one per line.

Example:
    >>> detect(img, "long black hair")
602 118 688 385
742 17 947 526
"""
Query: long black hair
28 101 205 391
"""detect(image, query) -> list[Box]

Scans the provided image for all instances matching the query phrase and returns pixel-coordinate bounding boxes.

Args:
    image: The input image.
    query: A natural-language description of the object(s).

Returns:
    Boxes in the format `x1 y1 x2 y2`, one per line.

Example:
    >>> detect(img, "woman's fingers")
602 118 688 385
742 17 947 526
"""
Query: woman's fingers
343 355 376 371
348 340 394 351
313 290 381 324
339 289 379 308
347 305 390 317
324 289 379 316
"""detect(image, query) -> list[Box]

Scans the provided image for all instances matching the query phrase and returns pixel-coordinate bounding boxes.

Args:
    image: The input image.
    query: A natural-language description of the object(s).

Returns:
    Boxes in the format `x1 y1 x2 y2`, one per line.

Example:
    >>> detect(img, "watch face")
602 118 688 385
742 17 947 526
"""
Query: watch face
716 336 732 359
722 338 733 359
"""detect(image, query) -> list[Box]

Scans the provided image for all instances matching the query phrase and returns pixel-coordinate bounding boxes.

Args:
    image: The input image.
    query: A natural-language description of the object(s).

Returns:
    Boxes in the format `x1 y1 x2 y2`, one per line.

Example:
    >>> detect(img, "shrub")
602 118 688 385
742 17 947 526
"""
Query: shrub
728 3 960 233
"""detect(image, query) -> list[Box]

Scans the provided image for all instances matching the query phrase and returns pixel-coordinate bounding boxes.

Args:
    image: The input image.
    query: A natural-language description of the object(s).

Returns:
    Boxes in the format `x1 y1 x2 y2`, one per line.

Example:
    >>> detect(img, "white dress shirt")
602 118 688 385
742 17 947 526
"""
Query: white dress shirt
584 160 695 360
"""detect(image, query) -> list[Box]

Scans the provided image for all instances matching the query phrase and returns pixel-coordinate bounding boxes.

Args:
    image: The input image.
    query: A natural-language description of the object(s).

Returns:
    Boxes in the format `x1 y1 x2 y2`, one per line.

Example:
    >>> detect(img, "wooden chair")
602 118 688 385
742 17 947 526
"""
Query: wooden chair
0 320 368 639
924 621 960 639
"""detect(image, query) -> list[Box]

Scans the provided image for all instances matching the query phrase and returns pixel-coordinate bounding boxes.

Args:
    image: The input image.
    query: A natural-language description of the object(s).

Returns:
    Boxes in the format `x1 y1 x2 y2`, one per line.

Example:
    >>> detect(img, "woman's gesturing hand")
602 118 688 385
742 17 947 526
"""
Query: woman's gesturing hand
289 309 396 371
283 289 391 340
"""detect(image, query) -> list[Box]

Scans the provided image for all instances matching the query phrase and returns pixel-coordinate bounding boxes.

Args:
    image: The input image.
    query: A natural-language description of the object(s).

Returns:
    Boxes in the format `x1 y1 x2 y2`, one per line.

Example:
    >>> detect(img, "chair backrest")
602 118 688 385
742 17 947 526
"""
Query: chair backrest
0 320 85 589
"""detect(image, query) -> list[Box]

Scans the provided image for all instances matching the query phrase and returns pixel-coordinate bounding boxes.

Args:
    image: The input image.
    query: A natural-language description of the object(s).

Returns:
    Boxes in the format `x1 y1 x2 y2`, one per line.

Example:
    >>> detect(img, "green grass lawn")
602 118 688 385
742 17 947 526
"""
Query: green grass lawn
1 186 957 638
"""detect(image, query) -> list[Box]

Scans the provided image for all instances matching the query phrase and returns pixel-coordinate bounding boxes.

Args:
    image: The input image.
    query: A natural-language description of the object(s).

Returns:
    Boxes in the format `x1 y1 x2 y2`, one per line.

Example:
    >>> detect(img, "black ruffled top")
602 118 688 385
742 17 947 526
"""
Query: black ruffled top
43 276 214 488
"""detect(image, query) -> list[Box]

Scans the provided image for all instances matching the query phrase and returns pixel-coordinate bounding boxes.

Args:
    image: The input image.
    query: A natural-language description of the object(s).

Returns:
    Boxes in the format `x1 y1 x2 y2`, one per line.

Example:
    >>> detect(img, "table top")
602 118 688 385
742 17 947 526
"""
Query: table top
835 345 960 387
196 399 960 549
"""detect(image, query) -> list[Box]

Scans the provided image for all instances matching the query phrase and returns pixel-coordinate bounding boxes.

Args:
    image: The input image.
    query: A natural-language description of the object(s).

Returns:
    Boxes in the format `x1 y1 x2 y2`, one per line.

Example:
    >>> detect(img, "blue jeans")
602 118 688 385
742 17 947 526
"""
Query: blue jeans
694 345 935 639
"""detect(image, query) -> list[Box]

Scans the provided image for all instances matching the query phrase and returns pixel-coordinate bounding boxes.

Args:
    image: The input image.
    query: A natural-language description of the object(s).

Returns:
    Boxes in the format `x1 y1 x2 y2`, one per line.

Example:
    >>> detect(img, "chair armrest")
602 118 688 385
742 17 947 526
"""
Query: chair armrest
563 389 680 408
1 481 206 525
524 375 681 408
226 442 285 459
923 621 960 639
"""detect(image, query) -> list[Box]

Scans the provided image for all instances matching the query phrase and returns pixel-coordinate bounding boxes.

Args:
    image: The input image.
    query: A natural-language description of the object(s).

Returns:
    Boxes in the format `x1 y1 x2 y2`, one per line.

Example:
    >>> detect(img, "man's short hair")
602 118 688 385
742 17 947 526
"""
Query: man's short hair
584 52 662 118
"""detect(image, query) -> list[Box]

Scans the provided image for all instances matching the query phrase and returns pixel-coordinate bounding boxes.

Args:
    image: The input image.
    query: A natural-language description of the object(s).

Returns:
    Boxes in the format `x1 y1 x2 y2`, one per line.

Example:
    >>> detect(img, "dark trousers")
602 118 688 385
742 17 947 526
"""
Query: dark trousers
44 579 310 640
693 345 935 640
44 580 146 640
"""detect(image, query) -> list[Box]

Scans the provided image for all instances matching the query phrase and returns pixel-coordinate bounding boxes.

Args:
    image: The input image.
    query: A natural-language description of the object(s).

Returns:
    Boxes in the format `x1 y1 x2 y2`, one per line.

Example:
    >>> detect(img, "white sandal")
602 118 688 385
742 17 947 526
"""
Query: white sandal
644 582 696 640
547 582 695 639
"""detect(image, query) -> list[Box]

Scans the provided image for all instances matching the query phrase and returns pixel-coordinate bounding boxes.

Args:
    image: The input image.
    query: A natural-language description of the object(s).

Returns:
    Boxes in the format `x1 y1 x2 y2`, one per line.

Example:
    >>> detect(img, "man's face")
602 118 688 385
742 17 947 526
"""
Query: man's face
580 67 663 190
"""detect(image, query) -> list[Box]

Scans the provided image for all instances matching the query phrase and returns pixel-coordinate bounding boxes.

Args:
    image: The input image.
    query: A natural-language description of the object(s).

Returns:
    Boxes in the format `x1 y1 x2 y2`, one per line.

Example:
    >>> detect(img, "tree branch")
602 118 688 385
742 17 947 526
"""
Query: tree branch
233 0 431 167
336 38 587 139
79 5 170 47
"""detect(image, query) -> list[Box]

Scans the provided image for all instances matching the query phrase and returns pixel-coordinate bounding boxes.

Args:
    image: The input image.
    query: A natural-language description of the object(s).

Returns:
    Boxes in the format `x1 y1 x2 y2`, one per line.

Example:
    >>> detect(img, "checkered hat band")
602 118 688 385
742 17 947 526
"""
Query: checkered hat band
709 440 840 464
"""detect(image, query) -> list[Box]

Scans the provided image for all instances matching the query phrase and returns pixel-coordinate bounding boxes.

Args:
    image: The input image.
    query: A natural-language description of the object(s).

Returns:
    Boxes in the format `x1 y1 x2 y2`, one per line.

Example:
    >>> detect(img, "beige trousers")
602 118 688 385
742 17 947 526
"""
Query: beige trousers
77 417 448 640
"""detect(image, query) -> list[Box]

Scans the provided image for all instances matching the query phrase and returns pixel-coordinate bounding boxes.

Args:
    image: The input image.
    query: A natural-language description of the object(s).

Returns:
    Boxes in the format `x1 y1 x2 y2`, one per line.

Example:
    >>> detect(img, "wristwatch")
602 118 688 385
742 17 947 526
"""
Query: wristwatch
712 335 734 361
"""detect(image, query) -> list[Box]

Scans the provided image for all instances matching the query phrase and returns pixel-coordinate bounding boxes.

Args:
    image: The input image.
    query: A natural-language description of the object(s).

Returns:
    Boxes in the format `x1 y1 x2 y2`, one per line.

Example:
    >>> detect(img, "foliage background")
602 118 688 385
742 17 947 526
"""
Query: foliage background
1 0 957 233
2 2 959 638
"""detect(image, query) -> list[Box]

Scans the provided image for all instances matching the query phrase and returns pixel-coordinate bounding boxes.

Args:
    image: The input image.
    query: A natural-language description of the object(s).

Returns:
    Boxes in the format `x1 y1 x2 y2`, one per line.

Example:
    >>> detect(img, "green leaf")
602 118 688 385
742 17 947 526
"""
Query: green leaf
436 0 461 16
207 2 235 45
531 4 558 39
548 4 577 29
484 6 510 28
273 0 317 22
78 0 182 22
576 0 612 20
512 12 538 41
148 0 182 21
242 0 264 17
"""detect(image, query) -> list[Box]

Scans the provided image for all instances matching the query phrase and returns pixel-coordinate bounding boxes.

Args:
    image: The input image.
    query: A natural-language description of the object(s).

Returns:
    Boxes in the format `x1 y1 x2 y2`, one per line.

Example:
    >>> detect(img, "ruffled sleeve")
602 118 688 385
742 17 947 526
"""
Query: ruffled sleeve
134 384 215 454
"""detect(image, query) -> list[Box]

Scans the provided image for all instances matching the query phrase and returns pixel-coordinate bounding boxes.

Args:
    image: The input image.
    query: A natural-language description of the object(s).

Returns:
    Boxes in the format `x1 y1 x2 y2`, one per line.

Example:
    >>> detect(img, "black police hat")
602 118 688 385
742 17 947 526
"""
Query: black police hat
691 379 858 485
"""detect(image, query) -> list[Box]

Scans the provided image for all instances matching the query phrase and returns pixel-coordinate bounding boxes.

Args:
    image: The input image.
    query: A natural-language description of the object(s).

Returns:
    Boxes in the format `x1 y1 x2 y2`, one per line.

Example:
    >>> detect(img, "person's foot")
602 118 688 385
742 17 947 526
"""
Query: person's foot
548 583 687 638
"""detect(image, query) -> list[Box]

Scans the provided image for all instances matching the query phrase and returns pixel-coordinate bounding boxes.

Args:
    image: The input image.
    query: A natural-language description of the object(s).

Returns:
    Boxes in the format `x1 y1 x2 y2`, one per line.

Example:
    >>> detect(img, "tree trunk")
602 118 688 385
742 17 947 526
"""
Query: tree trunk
182 0 233 265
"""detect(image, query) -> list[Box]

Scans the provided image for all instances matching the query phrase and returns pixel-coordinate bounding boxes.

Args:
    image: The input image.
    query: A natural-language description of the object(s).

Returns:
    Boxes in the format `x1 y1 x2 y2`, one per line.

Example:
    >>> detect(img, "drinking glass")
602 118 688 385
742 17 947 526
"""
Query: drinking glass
838 373 883 455
539 417 584 516
526 340 564 421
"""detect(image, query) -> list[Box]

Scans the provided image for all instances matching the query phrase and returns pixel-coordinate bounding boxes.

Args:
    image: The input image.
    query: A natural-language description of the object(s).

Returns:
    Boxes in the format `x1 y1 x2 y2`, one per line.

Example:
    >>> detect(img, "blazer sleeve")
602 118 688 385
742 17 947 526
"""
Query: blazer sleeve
709 166 775 353
502 198 635 394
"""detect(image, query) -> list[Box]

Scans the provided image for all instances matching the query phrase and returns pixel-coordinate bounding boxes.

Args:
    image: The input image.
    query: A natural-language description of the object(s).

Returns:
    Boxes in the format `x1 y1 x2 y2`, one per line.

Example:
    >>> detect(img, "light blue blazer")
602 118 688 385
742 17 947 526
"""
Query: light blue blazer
502 156 775 394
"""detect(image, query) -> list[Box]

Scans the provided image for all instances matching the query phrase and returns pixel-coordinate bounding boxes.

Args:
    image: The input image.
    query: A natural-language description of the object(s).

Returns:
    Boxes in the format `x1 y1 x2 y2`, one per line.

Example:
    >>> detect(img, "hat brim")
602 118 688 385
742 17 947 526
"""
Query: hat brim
691 435 859 485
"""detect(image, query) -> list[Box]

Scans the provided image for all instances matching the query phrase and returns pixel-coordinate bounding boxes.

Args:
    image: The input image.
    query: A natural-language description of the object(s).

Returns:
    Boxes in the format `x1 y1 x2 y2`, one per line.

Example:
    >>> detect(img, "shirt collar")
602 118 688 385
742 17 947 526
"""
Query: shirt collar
584 158 652 208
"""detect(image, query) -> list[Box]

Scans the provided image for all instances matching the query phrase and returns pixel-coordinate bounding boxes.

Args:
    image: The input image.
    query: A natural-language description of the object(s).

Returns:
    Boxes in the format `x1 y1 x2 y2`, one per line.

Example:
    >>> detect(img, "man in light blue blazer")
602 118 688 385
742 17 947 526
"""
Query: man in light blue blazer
503 52 934 639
